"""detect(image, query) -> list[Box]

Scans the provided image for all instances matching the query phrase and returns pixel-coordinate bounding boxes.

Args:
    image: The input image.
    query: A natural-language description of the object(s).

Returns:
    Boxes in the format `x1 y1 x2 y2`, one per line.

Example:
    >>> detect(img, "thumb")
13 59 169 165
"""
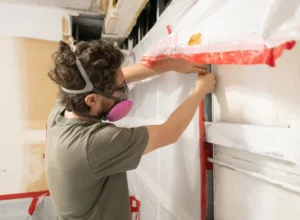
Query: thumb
198 72 206 76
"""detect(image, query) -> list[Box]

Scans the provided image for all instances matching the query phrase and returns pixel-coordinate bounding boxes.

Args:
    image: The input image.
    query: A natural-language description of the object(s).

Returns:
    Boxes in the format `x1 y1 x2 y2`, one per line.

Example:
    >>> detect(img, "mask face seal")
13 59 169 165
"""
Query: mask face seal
61 57 132 122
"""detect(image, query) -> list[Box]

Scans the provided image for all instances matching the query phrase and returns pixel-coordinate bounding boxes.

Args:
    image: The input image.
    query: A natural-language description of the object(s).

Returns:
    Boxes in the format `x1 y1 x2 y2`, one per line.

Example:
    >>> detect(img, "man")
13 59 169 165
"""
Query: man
45 40 215 220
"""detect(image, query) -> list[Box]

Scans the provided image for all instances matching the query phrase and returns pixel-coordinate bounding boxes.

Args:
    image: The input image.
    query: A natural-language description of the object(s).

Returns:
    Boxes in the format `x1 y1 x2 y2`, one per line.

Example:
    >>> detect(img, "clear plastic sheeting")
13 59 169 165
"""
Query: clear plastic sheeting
0 193 56 220
136 0 196 57
116 1 202 219
141 0 300 67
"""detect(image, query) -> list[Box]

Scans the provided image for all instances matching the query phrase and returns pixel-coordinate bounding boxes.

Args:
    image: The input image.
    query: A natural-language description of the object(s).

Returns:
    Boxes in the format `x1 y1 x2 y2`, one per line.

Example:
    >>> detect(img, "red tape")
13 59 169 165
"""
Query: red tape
140 41 296 67
28 197 39 215
0 190 50 216
1 191 137 217
130 196 140 213
130 196 141 220
0 190 50 201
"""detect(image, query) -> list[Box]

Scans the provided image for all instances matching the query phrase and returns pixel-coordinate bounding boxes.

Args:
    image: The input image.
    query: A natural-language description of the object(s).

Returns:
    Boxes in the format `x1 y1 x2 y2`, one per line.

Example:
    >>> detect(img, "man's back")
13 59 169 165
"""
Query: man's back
45 102 148 220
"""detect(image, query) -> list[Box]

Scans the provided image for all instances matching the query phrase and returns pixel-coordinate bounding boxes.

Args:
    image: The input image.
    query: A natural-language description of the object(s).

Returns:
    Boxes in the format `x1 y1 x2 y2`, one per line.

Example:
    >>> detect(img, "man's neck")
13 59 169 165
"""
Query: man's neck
64 110 99 123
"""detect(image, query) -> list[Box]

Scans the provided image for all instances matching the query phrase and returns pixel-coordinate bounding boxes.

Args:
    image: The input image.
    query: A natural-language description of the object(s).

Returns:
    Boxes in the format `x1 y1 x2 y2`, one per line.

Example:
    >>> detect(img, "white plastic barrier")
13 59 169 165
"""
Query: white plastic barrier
118 1 201 220
0 191 56 220
141 0 300 67
0 190 141 220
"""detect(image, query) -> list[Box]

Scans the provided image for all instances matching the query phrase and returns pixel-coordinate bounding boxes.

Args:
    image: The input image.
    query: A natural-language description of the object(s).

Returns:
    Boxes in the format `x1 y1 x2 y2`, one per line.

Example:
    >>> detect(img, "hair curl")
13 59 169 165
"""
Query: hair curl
48 40 124 113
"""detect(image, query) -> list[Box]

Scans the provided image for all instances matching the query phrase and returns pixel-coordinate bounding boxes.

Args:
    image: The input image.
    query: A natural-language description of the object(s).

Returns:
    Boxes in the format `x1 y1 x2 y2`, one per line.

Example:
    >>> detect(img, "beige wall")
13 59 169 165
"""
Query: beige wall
17 37 59 130
0 3 70 195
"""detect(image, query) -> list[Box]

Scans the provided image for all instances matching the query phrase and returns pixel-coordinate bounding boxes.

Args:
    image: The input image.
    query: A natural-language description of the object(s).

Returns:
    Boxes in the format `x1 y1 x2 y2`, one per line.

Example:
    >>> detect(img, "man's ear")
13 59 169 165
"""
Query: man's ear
85 93 101 108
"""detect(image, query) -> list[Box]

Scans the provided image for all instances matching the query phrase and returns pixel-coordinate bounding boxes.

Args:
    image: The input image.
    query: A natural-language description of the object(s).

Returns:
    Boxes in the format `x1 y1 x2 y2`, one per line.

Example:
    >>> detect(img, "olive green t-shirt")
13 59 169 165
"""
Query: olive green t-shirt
45 102 149 220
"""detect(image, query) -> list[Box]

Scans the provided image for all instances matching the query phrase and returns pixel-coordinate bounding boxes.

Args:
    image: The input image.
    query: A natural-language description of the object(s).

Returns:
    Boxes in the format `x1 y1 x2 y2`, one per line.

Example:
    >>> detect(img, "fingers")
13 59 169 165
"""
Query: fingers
191 66 208 74
193 64 207 69
194 64 207 70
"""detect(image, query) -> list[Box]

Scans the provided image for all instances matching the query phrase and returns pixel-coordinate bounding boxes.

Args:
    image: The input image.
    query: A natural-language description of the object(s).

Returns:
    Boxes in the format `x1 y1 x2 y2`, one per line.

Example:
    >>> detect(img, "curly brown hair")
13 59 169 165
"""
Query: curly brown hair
48 40 124 114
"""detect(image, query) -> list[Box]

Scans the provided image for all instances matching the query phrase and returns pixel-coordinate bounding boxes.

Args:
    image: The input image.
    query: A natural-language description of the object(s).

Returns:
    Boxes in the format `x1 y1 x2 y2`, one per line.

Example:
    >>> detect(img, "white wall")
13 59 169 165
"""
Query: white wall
0 3 69 41
120 53 200 220
1 0 96 12
212 42 300 220
0 36 24 195
0 3 67 194
121 0 300 218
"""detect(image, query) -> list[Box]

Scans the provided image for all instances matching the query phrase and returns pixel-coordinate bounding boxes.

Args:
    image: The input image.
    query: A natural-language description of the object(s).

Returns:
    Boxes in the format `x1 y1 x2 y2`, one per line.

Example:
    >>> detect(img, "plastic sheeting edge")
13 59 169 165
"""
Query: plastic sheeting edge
140 41 296 67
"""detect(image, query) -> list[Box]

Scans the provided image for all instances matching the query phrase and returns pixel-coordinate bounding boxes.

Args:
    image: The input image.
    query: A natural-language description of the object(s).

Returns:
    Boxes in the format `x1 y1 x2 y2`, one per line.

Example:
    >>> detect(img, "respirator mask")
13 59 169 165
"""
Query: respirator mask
61 57 132 122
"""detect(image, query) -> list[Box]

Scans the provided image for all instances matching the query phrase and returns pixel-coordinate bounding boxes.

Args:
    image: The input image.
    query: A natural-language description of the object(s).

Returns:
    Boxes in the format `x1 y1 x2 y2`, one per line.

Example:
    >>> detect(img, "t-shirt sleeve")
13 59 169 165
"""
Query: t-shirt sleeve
87 125 149 177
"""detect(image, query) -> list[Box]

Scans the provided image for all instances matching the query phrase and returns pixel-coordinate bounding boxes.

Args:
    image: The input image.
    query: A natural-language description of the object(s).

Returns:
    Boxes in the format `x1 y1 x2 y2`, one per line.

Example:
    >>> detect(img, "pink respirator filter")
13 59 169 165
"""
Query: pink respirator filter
107 100 133 122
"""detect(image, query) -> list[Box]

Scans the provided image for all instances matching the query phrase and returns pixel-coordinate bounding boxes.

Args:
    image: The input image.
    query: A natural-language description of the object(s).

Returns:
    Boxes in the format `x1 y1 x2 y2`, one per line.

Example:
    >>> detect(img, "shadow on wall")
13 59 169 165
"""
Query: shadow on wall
126 69 198 122
158 71 198 118
124 68 200 219
157 136 200 220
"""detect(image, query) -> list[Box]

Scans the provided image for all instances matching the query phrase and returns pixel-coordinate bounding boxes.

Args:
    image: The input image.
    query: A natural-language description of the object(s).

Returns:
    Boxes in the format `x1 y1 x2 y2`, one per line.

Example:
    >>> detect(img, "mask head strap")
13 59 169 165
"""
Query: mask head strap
61 59 125 103
61 60 126 104
61 58 94 94
62 39 127 102
61 39 94 94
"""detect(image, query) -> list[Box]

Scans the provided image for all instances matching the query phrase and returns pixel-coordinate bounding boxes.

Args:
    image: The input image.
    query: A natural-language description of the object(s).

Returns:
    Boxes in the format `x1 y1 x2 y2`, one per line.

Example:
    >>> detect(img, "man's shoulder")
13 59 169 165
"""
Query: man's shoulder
87 123 119 142
88 123 148 149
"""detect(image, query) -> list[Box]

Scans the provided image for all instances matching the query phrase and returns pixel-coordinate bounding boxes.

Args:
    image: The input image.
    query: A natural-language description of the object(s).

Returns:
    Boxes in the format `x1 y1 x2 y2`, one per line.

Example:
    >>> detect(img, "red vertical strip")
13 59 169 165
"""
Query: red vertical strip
28 197 39 215
130 196 141 220
130 196 140 213
199 101 206 220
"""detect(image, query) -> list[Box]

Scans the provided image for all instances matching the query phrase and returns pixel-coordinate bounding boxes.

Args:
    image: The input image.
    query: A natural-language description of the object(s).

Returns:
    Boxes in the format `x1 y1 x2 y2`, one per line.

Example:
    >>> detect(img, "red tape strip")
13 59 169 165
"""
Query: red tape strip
130 196 141 213
140 41 296 67
1 192 137 217
28 197 39 215
0 190 50 201
0 190 50 216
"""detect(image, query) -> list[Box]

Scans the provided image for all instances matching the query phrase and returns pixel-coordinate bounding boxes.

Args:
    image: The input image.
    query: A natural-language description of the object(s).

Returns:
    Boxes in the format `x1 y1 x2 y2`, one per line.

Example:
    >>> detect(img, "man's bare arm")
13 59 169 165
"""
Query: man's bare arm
143 73 216 154
123 59 208 84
